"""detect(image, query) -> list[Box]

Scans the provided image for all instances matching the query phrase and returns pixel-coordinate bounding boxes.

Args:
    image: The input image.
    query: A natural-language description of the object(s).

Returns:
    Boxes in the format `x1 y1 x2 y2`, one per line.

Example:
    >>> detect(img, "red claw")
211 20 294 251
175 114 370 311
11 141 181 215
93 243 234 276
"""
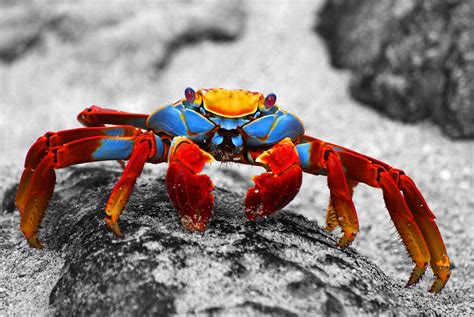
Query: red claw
245 138 302 220
166 137 215 231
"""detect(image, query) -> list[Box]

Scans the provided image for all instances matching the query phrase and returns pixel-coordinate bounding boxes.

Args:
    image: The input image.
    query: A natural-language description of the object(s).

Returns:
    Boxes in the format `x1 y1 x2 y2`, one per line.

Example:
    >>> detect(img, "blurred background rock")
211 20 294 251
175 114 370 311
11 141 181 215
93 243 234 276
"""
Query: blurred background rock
317 0 474 139
1 0 472 315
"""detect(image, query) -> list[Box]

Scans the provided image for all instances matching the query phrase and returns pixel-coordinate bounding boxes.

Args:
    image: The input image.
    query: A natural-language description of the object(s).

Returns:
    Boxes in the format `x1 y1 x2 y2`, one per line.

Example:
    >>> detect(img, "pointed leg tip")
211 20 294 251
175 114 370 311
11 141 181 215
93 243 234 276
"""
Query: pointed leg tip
105 216 124 237
26 234 44 249
428 278 447 294
428 271 450 294
336 236 353 248
335 230 357 248
405 264 427 288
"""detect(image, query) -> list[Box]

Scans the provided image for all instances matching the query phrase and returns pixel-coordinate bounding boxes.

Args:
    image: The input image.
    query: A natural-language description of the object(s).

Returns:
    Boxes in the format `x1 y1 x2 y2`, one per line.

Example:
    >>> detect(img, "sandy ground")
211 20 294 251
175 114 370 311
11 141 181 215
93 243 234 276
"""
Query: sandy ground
1 0 473 315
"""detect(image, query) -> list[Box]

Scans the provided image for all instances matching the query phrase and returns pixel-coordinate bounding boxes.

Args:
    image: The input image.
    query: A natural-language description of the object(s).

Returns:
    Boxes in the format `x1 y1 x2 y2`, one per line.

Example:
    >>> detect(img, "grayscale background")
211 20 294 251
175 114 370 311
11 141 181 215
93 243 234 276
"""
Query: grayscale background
1 0 472 315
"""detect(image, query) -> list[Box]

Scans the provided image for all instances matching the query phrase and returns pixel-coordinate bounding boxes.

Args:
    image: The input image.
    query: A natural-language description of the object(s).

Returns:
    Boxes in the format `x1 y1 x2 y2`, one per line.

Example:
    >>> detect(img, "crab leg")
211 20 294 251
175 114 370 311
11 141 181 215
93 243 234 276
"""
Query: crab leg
77 105 149 129
290 138 359 247
398 173 451 293
16 126 140 215
295 136 450 293
166 136 215 231
104 131 162 236
16 127 164 248
324 149 360 247
245 138 303 220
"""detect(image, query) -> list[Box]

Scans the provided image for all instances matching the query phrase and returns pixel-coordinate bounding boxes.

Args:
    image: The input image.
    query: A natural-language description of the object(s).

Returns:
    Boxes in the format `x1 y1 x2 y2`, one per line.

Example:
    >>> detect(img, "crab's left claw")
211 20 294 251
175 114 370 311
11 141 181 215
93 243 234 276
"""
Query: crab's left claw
245 138 303 220
166 137 215 231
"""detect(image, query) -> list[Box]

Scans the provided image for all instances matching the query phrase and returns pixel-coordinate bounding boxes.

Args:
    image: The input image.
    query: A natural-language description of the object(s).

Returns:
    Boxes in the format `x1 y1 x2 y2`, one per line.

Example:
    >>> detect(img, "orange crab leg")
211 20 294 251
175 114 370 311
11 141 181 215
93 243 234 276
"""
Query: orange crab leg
377 171 430 287
20 152 56 248
398 174 450 293
245 138 303 220
16 127 164 248
77 105 149 129
166 137 215 231
295 136 450 293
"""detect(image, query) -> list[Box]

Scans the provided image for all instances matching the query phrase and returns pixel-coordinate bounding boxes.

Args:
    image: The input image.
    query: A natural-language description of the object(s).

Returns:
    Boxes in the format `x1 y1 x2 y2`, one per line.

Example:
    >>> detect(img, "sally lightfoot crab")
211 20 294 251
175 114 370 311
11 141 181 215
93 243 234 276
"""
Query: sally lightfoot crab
16 88 450 293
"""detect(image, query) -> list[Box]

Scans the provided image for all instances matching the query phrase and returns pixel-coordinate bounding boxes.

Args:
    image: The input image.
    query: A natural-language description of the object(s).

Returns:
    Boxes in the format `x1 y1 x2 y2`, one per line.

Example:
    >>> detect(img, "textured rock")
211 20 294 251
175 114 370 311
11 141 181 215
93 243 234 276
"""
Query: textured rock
316 0 474 139
0 166 457 315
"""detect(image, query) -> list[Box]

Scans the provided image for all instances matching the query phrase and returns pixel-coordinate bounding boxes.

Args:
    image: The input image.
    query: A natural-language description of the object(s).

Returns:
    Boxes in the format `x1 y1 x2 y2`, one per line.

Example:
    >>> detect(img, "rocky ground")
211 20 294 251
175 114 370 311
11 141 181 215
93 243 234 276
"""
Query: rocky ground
1 0 473 315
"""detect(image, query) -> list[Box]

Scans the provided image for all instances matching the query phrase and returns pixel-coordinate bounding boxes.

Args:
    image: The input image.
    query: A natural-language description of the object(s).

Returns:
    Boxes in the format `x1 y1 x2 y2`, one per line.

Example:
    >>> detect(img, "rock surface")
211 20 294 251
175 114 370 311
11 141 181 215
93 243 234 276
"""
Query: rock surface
0 166 456 315
317 0 474 139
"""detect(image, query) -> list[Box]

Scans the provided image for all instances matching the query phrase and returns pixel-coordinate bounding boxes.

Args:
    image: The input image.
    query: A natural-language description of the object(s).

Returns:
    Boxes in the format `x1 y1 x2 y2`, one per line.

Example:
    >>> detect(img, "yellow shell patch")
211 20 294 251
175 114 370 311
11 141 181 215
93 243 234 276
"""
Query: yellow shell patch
199 88 264 118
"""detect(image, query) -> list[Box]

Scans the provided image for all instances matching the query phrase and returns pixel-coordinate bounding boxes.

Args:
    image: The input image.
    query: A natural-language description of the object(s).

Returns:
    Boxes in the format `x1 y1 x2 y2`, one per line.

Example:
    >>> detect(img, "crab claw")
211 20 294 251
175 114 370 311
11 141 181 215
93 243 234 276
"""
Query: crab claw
245 138 303 220
166 137 215 231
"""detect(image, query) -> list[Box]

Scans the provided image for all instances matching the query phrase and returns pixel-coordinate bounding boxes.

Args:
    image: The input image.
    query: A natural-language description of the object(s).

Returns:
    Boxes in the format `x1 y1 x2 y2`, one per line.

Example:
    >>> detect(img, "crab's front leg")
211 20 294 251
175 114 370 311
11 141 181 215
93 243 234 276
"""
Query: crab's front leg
166 137 215 231
245 138 303 220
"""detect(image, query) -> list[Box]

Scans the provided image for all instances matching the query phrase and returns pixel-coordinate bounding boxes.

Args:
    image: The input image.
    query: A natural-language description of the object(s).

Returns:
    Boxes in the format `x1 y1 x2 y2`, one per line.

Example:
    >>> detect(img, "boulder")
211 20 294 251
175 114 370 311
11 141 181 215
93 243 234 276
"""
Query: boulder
1 166 453 315
316 0 474 139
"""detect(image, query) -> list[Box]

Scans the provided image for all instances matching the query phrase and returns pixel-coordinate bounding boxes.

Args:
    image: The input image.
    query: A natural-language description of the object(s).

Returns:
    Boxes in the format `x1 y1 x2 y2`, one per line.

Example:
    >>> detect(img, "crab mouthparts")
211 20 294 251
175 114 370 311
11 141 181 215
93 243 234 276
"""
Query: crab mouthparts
212 128 243 148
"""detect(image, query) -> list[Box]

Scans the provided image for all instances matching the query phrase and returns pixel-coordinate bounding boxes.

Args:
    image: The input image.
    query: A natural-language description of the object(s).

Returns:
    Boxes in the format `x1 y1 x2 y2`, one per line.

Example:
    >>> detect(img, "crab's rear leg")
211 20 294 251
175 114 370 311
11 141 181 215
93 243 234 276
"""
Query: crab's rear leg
77 105 149 129
296 136 450 293
16 127 164 248
166 137 215 231
397 173 451 293
245 138 303 220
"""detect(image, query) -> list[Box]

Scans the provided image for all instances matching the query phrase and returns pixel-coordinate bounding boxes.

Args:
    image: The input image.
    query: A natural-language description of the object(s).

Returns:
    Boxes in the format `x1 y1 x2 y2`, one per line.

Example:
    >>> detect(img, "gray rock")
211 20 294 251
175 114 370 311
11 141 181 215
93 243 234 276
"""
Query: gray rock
1 166 454 315
0 2 43 63
316 0 474 139
0 0 244 65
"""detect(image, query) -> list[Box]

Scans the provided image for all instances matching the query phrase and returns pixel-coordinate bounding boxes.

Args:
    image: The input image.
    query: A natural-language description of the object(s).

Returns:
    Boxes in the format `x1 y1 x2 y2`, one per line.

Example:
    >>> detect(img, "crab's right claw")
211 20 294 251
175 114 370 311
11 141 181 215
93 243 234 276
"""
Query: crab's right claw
245 138 303 220
166 137 215 231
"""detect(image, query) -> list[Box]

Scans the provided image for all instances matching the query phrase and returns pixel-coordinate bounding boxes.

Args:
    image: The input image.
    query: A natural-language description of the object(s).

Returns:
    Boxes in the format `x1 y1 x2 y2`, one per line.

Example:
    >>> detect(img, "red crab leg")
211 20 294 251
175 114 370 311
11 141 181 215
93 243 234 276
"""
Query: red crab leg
104 132 159 236
295 136 450 293
323 149 360 247
289 138 359 247
166 136 215 231
77 105 149 129
16 126 140 216
16 127 164 248
245 138 303 220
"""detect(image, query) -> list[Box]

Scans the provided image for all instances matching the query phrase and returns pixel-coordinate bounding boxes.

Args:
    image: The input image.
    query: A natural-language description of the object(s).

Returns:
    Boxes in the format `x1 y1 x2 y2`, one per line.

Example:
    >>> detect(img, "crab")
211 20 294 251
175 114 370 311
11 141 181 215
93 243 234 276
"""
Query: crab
16 88 450 293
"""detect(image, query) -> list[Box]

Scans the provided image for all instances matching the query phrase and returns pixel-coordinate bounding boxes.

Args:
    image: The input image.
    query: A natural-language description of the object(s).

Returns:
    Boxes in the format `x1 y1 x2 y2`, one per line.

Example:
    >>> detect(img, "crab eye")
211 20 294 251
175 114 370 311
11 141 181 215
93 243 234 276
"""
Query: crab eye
264 93 277 108
184 87 195 103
